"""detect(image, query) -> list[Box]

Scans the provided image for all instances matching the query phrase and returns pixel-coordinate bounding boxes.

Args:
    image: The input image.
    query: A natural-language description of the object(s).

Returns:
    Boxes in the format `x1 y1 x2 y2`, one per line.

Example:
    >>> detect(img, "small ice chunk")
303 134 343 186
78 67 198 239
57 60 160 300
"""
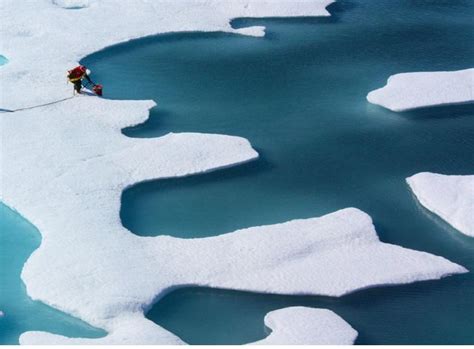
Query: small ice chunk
233 26 266 37
407 172 474 237
367 68 474 112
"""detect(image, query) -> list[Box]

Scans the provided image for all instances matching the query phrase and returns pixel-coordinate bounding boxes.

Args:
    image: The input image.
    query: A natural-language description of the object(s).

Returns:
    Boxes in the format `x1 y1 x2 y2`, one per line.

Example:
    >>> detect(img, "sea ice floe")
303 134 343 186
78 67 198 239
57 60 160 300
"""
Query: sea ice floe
0 0 334 111
20 307 356 345
1 0 469 345
253 307 358 345
367 68 474 112
17 201 468 345
407 172 474 238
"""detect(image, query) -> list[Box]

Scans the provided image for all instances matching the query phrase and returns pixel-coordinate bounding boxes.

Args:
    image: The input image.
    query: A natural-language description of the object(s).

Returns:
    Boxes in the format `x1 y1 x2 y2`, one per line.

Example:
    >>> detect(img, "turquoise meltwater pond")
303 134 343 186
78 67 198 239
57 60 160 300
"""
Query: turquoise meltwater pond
0 204 105 344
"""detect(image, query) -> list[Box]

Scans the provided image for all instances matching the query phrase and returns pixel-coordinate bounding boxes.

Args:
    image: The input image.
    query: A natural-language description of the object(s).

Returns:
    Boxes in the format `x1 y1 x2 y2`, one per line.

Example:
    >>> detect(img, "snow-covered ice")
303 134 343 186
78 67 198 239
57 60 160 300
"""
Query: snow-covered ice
0 0 469 345
20 307 356 345
367 69 474 112
407 172 474 238
15 200 468 344
0 0 334 111
253 307 358 345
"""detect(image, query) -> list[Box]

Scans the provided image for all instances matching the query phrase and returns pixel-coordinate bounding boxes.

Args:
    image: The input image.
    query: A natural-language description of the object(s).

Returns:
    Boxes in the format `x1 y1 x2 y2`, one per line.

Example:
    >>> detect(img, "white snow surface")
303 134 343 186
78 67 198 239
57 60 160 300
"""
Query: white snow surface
0 0 468 345
21 307 357 345
253 307 358 345
0 0 334 111
407 173 474 237
367 69 474 112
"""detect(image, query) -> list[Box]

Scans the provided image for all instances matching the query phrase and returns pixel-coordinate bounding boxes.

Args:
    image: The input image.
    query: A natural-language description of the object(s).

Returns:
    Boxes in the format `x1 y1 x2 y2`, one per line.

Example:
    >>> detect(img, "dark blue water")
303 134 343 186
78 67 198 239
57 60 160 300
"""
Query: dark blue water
0 203 105 344
84 0 474 344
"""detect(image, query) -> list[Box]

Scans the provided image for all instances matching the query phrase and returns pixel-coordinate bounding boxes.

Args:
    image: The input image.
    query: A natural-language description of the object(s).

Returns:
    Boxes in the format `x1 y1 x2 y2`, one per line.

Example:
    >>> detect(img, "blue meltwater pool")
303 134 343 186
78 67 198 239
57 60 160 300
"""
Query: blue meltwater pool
0 204 105 344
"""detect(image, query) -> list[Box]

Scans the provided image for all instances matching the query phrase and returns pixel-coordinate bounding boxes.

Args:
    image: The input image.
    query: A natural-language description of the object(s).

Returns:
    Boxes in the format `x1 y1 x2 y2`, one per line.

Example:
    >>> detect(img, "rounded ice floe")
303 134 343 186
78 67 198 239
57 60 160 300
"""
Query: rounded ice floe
407 172 474 237
367 68 474 112
252 307 357 345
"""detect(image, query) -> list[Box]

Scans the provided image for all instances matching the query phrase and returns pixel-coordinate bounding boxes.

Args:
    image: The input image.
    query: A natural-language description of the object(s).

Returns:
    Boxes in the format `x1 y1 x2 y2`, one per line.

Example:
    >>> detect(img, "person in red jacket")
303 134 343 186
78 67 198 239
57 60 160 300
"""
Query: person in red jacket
67 65 93 94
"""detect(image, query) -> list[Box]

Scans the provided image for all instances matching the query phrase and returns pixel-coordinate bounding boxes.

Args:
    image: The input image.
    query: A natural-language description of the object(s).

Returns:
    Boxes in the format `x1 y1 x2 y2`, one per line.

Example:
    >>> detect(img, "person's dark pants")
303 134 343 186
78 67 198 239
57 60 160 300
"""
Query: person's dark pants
73 80 82 93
